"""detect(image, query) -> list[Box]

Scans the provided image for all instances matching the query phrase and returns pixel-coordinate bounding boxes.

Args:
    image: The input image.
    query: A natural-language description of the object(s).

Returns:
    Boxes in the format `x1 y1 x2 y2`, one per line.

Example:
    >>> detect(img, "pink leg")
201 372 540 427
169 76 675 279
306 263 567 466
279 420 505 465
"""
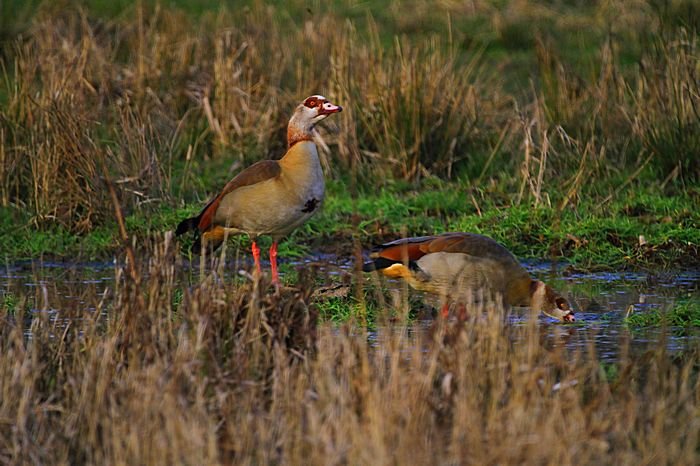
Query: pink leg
251 240 262 277
269 241 279 285
440 302 450 319
457 303 469 322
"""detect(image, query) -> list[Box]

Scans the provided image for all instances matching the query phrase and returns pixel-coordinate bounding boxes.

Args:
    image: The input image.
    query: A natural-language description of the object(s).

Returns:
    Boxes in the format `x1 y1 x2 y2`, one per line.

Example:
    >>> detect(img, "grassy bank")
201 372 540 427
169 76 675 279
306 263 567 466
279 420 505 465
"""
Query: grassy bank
0 0 698 264
2 179 698 269
626 299 700 328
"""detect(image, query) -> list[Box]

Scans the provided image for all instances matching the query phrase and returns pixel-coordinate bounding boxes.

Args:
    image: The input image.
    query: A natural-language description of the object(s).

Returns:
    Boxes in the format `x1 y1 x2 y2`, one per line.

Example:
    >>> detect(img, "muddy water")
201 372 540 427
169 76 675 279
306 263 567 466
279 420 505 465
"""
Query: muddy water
1 261 115 338
362 261 700 362
2 258 699 362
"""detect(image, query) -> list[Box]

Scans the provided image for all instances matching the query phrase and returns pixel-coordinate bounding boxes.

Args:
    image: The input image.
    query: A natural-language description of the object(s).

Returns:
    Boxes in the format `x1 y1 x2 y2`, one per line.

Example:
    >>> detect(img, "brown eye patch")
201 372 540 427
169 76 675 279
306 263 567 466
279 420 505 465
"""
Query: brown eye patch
555 297 570 310
304 98 319 108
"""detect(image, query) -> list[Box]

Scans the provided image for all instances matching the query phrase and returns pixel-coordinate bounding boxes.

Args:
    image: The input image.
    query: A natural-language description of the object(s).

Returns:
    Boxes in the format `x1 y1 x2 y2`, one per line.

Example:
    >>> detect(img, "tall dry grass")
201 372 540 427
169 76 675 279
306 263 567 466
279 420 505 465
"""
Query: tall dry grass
1 9 178 232
0 3 492 231
631 29 700 181
1 236 699 464
3 1 697 233
1 3 698 463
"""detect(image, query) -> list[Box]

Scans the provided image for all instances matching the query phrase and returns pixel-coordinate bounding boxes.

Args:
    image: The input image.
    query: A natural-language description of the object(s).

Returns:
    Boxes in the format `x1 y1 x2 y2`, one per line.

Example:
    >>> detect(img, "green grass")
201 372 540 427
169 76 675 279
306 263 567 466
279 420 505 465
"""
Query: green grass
0 3 699 463
0 291 18 314
313 280 429 325
625 300 700 327
2 180 697 270
0 0 698 269
316 296 366 324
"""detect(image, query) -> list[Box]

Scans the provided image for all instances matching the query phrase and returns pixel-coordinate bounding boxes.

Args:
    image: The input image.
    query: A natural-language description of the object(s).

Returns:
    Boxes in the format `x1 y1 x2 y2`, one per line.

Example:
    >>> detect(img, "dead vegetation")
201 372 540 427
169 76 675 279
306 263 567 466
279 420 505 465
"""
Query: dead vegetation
1 2 699 463
1 1 698 233
1 236 699 464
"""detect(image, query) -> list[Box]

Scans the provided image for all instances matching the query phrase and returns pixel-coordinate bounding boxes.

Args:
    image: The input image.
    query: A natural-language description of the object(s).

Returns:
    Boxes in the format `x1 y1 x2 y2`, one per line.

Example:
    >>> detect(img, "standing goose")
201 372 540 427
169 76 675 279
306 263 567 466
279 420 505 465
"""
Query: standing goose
363 232 575 322
176 95 342 284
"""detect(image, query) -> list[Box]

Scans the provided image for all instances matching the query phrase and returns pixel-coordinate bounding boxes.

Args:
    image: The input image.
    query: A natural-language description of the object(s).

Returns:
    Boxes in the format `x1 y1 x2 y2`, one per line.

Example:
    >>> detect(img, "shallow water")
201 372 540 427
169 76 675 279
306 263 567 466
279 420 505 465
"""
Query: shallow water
363 260 700 362
2 257 699 362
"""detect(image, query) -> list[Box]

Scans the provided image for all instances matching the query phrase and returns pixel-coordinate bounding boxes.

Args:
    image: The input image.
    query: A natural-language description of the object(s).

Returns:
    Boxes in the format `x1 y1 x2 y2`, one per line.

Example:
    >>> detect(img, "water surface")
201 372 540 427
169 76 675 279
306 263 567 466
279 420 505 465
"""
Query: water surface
2 257 699 362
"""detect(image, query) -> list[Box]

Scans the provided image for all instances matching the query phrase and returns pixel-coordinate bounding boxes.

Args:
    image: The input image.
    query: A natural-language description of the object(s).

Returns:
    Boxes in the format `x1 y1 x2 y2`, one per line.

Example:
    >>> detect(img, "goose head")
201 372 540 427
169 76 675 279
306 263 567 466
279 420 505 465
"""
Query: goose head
287 95 342 145
531 280 575 322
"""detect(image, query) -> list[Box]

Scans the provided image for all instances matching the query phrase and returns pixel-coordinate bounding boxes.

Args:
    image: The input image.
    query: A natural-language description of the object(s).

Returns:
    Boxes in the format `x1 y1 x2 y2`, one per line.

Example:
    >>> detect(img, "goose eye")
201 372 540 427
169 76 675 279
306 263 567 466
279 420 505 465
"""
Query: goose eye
305 99 317 108
555 298 569 310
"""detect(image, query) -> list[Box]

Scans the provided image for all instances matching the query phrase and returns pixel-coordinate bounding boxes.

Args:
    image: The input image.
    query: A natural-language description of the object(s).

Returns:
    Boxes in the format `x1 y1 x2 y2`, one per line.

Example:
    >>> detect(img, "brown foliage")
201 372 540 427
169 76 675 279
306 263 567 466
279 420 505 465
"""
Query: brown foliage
1 236 699 464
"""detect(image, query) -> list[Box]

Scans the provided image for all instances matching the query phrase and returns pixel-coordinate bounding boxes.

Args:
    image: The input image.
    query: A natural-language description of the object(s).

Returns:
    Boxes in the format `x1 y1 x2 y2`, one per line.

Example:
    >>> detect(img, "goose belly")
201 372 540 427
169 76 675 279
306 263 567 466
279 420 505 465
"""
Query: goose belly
414 252 510 298
214 175 325 238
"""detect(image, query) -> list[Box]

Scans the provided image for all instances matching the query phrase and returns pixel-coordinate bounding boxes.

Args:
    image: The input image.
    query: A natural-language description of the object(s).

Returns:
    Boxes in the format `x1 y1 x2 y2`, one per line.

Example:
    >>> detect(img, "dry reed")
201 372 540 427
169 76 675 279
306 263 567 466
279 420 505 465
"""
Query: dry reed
1 4 698 460
1 236 699 464
3 2 696 233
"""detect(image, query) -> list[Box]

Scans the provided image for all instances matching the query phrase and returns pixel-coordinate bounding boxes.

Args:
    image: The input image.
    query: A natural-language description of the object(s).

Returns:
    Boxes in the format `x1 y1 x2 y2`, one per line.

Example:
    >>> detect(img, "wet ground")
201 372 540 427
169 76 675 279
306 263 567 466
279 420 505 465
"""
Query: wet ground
2 257 699 362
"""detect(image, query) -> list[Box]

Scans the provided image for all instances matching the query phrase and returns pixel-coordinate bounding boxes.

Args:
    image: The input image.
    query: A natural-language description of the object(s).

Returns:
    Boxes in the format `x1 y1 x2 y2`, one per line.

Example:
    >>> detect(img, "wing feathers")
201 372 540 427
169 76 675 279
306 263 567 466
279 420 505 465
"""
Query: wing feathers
372 242 427 262
365 236 434 272
366 232 516 273
197 160 281 231
175 216 199 236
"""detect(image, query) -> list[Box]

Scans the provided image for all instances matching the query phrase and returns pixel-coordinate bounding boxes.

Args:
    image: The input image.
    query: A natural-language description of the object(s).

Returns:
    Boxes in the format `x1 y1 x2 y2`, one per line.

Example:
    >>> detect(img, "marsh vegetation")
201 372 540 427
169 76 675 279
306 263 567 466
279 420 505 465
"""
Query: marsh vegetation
1 0 699 464
2 246 700 464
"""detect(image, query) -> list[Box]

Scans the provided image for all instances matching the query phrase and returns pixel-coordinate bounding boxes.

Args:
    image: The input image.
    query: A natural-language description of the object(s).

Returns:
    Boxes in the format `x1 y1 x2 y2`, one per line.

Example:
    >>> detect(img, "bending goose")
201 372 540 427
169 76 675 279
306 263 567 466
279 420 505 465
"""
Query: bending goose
363 232 575 322
176 95 342 284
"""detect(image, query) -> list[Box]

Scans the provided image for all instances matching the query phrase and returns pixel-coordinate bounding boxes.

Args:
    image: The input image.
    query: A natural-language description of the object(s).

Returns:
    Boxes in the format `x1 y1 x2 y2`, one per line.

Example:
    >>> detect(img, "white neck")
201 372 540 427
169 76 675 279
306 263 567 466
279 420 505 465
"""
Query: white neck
287 114 315 148
530 280 547 310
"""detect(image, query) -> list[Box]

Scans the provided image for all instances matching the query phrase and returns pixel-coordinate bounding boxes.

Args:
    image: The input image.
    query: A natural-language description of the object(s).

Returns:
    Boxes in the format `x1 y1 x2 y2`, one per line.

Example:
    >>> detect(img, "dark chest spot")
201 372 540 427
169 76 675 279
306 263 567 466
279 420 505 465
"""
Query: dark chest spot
301 198 319 213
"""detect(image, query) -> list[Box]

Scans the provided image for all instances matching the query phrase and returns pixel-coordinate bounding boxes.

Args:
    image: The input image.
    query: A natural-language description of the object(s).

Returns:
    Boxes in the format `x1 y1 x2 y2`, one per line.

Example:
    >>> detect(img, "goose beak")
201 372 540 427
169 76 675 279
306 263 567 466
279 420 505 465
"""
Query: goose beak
319 101 342 115
562 312 576 322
